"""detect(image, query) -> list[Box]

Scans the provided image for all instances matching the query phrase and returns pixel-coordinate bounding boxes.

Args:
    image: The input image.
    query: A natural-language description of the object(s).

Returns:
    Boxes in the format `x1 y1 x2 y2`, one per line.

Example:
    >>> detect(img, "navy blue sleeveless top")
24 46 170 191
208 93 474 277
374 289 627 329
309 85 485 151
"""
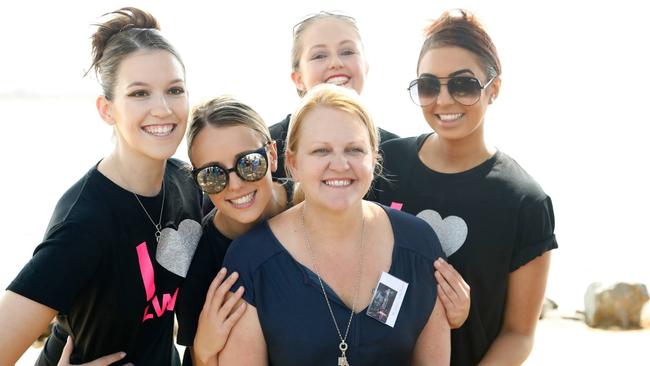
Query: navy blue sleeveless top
223 205 445 366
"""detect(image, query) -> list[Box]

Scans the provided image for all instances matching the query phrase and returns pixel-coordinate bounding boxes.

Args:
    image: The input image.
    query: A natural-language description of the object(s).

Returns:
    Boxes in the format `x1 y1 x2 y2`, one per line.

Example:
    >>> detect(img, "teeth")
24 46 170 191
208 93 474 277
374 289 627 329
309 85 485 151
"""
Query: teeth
437 113 463 122
143 124 174 136
325 76 350 86
230 192 254 205
324 179 352 187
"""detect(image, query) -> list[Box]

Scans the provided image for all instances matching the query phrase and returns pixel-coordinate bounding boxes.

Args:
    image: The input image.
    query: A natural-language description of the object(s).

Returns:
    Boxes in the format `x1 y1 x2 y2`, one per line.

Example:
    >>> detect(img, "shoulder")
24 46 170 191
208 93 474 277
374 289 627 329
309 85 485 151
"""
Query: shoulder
382 205 441 261
269 114 291 140
378 127 400 143
223 221 284 272
491 151 550 202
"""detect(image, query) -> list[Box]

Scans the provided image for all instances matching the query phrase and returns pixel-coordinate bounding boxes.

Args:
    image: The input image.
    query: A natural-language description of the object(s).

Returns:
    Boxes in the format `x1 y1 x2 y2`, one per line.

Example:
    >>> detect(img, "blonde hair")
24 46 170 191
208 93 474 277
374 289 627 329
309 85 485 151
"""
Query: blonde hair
291 12 362 97
285 84 380 177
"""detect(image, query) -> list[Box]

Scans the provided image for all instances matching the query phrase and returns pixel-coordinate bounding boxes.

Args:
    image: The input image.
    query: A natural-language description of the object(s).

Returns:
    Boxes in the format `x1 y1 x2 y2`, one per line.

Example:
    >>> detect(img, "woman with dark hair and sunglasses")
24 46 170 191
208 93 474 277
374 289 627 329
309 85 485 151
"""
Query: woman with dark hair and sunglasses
371 9 558 366
0 7 202 365
175 96 295 366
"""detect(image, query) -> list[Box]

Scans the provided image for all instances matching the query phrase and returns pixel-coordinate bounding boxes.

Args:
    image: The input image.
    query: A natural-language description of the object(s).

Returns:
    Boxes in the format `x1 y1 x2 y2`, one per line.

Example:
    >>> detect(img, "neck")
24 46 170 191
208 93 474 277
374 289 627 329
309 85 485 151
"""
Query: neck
425 126 494 173
301 201 365 247
98 149 166 196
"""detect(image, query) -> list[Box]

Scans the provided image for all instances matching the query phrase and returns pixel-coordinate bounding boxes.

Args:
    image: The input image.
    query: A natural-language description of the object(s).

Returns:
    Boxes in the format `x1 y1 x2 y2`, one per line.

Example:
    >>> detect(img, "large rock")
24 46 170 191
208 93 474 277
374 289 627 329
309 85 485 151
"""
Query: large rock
584 282 649 329
641 300 650 329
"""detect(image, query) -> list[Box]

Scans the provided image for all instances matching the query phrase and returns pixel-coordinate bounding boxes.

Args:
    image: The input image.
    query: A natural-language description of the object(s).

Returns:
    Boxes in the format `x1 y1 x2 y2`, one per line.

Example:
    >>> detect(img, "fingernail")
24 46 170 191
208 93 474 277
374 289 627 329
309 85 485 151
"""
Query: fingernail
238 285 244 292
219 267 227 274
119 352 126 358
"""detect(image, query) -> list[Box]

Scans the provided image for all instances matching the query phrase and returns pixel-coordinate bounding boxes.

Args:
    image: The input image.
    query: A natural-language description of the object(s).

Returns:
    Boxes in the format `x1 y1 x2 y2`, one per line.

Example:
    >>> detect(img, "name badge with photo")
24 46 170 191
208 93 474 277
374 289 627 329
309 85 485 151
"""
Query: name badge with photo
366 272 409 327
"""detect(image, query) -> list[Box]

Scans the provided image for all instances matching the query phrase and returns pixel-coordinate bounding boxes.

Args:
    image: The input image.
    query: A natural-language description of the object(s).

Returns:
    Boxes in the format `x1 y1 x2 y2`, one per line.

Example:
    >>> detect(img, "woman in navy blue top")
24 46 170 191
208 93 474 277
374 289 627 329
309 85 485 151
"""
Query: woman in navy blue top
220 84 450 365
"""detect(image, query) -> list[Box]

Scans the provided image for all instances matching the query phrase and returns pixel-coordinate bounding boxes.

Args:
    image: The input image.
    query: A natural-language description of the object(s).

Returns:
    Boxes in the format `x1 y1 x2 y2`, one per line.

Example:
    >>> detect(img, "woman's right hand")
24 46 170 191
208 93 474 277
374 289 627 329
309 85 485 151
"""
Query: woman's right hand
58 336 130 366
193 268 247 364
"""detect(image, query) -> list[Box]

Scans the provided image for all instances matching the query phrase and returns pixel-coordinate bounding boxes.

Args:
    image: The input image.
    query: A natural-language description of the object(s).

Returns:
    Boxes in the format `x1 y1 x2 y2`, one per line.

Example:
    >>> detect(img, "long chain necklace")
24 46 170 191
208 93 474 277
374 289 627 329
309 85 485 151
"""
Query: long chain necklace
132 180 165 243
300 204 365 366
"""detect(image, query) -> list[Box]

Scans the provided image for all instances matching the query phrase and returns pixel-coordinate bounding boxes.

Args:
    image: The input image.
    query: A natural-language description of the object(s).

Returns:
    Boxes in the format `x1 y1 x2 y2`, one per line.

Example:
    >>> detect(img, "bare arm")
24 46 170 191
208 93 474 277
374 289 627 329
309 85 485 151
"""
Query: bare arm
434 258 470 329
217 303 267 366
478 251 551 366
412 297 451 366
0 290 58 364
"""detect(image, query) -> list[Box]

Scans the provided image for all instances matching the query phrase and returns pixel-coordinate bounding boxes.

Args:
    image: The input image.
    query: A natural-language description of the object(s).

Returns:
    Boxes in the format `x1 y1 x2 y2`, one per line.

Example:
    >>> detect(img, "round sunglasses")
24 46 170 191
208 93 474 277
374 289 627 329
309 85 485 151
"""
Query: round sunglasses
192 144 269 194
408 75 495 107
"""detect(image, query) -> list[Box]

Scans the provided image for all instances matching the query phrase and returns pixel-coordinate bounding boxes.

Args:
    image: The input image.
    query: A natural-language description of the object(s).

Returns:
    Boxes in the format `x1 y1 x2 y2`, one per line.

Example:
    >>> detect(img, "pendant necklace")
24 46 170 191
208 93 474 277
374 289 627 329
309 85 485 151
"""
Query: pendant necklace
132 180 166 243
300 204 365 366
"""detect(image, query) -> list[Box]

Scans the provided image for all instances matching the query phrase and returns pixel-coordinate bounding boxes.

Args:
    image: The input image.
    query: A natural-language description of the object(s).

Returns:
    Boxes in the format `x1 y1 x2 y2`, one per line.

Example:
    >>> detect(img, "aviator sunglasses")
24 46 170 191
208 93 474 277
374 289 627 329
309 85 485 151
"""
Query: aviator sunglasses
408 74 495 107
192 144 269 194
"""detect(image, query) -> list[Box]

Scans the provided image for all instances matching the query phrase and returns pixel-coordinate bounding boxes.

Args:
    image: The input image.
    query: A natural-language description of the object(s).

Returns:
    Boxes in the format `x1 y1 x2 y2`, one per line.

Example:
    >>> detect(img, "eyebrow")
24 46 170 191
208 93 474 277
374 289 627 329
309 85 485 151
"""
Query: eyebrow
126 79 184 88
448 69 475 77
308 40 357 52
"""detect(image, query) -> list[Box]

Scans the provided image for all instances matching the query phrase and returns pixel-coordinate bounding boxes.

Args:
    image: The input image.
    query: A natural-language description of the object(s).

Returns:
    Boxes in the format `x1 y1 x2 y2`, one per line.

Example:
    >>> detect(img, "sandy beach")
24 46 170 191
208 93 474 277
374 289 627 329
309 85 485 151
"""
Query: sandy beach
15 315 649 365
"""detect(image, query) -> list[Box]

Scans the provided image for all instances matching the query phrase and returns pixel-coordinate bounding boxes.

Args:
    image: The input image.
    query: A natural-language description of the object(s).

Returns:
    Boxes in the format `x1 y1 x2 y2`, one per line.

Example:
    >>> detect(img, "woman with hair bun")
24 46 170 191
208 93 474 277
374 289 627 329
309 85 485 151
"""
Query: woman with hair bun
0 8 201 365
373 9 558 365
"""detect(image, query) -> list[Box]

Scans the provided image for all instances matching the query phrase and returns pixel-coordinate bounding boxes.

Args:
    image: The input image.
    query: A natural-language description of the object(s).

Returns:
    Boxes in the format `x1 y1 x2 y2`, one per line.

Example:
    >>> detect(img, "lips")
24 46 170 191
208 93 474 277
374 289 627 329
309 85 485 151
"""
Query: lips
325 75 350 86
142 124 176 136
228 191 256 208
436 113 464 122
323 179 353 187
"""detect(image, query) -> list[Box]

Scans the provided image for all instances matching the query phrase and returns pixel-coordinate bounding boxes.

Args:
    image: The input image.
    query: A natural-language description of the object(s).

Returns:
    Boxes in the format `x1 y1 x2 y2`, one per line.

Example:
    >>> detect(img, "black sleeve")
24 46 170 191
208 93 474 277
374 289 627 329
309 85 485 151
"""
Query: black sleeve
269 115 291 179
510 195 558 271
7 223 103 313
176 233 225 346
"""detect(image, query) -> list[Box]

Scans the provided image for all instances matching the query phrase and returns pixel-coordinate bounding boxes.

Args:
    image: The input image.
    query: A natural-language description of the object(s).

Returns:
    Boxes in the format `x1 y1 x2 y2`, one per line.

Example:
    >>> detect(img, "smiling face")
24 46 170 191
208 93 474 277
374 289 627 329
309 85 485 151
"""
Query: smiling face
287 106 375 213
417 46 500 142
103 49 188 162
291 17 368 95
190 124 277 225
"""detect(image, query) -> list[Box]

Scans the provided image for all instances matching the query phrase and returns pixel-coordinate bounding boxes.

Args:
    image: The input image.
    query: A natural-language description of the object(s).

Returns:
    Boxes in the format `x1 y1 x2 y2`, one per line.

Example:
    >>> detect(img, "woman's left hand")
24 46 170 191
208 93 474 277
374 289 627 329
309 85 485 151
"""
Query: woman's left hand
434 258 470 329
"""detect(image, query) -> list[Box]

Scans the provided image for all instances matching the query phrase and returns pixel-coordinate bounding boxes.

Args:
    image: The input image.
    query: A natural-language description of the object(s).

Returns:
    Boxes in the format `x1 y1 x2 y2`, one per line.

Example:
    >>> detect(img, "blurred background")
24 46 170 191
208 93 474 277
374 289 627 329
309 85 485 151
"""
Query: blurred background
1 0 648 328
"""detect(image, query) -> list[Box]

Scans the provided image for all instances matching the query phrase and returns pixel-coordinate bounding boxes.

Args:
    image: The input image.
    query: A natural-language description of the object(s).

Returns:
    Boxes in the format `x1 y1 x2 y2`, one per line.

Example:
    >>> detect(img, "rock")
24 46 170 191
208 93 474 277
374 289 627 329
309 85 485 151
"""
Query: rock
641 300 650 329
584 282 649 329
539 297 558 319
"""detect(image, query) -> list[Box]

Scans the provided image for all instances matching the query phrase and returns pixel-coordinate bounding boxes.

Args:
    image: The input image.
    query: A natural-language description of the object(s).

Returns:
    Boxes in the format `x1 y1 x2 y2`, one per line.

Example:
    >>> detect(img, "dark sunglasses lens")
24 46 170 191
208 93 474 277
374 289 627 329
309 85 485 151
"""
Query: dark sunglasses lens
236 152 268 181
449 77 482 105
409 77 440 106
196 166 227 194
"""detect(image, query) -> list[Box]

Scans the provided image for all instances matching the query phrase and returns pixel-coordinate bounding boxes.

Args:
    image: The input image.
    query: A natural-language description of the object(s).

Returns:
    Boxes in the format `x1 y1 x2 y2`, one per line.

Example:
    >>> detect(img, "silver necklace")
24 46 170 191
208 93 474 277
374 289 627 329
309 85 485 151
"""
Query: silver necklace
133 180 165 243
300 204 365 366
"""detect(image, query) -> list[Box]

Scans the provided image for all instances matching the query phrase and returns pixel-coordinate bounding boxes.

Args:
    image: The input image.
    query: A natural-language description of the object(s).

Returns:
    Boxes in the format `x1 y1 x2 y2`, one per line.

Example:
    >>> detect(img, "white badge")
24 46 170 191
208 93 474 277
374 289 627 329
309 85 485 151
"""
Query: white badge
366 272 409 327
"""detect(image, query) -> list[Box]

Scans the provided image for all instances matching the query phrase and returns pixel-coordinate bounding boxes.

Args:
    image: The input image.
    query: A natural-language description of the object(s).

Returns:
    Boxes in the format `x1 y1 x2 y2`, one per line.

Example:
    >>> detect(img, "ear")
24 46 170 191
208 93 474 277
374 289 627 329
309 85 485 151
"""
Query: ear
291 71 307 94
96 96 115 125
488 77 501 104
268 140 279 173
286 150 299 182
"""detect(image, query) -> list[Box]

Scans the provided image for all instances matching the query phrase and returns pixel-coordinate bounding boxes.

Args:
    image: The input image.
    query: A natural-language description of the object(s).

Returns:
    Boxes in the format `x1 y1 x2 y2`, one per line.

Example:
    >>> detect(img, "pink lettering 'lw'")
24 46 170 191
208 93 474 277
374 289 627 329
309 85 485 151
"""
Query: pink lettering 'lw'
137 242 179 322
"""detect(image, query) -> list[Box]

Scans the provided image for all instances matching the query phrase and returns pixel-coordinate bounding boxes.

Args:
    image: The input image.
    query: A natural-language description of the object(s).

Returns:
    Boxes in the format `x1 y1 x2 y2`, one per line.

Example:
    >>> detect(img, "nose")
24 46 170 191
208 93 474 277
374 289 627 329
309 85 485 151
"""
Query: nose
226 170 244 191
328 54 344 69
328 152 350 172
436 83 455 106
151 94 173 117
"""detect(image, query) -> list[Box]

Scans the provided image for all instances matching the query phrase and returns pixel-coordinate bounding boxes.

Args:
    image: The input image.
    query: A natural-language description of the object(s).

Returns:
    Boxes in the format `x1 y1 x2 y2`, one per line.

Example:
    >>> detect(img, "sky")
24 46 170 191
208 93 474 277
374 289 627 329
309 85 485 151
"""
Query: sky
1 0 649 312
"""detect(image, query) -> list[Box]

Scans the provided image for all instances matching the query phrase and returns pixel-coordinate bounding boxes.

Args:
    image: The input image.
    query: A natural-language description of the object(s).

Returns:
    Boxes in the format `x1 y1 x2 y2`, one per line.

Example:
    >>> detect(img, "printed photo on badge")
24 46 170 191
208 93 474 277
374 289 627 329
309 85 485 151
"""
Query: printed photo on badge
366 272 409 327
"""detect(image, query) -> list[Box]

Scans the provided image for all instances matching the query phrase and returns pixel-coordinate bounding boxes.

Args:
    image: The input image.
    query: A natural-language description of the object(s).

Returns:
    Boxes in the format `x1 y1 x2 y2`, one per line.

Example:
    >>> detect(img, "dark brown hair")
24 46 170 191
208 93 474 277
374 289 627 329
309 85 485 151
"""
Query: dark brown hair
418 9 501 79
87 7 184 100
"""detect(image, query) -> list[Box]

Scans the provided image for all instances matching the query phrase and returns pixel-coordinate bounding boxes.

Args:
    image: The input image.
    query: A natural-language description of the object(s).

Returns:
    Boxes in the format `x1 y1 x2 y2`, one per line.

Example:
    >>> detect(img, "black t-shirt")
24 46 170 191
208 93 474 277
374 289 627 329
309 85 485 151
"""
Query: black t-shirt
269 114 400 179
176 210 232 350
371 134 558 366
8 159 202 365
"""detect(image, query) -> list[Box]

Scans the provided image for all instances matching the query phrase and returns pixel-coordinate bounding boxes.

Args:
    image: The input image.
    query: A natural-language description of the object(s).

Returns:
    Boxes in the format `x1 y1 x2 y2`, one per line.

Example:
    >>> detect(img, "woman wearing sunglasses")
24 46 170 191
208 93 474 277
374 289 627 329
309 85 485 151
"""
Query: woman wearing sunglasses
372 9 558 365
175 96 294 365
218 84 450 365
0 8 202 365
